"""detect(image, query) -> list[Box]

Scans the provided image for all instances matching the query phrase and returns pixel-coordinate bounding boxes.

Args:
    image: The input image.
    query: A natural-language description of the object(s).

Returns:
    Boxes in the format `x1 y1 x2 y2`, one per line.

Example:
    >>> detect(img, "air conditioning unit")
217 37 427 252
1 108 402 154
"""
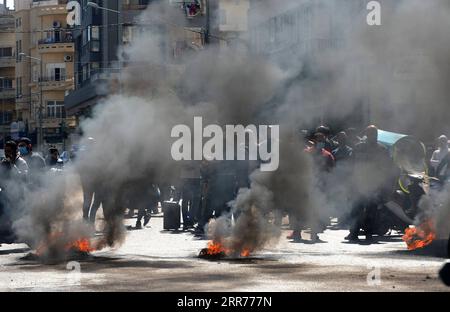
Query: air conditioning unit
64 55 73 62
53 21 61 28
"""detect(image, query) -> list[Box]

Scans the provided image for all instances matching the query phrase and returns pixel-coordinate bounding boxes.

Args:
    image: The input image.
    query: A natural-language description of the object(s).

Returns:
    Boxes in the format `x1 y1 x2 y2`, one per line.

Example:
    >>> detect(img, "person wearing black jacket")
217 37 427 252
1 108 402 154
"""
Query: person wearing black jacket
346 125 395 243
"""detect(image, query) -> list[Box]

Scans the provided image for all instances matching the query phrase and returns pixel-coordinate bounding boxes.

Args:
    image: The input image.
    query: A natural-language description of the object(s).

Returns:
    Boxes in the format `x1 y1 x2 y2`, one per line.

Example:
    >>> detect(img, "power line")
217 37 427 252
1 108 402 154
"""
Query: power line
1 21 230 42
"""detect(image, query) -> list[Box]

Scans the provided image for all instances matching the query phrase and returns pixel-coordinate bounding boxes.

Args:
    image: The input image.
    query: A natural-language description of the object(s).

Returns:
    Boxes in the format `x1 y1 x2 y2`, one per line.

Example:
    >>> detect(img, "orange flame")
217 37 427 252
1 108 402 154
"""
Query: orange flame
35 232 96 256
205 241 251 257
402 220 436 250
206 241 230 255
65 238 95 253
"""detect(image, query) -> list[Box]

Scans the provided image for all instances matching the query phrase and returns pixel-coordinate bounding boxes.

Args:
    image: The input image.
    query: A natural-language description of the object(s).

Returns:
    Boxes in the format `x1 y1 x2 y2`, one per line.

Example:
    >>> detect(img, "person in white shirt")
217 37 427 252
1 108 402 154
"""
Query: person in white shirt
430 135 449 174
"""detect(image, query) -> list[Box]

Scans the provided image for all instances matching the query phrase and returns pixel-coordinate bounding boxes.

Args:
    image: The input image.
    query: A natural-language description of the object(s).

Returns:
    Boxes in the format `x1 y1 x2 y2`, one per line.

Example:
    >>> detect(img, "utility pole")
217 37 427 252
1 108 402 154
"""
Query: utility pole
20 53 44 151
0 77 5 145
205 0 210 45
38 58 43 151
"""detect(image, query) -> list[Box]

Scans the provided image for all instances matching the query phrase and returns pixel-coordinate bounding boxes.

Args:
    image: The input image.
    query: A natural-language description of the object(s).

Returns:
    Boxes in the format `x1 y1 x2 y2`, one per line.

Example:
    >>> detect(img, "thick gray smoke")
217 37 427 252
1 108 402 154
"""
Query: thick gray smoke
208 0 450 252
6 0 450 258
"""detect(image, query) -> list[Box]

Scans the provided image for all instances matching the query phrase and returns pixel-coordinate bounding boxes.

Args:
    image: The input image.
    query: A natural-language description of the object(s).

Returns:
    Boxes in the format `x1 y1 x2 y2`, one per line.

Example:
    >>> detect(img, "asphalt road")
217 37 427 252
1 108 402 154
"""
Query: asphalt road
0 213 449 292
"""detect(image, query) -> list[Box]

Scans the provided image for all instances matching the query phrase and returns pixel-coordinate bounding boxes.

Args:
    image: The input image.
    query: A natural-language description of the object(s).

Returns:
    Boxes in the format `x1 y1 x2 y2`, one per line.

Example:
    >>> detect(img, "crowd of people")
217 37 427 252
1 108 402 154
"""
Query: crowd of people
1 125 450 246
0 138 66 244
1 138 64 179
170 124 449 244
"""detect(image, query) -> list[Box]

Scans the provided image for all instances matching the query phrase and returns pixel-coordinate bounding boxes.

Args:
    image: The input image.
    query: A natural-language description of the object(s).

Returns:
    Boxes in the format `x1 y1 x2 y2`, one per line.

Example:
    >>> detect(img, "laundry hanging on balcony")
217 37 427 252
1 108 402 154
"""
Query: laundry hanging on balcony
184 0 202 18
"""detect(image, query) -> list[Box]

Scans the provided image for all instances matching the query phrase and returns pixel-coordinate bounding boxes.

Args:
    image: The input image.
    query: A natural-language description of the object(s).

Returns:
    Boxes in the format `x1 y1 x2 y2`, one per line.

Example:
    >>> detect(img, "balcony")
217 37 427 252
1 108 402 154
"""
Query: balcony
0 57 14 68
33 0 70 16
123 0 151 11
32 76 74 91
0 88 15 100
38 31 75 54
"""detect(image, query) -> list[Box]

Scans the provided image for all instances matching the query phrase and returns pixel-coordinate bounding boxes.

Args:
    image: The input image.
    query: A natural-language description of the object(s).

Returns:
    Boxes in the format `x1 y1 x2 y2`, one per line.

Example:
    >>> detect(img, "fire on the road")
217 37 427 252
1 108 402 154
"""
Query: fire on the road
402 219 436 251
35 233 97 258
199 240 252 259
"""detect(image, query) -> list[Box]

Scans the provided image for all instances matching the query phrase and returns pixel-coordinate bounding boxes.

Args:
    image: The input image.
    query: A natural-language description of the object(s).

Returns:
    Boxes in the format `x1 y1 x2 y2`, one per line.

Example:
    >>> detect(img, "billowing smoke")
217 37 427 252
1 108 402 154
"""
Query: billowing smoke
207 0 450 252
5 0 450 258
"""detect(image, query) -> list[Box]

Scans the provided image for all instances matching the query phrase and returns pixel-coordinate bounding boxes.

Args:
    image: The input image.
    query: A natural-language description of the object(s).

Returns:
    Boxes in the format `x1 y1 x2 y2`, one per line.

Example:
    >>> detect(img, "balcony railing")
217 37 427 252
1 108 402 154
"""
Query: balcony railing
123 0 151 9
0 88 15 99
0 56 15 67
39 75 68 83
32 0 69 7
38 31 74 45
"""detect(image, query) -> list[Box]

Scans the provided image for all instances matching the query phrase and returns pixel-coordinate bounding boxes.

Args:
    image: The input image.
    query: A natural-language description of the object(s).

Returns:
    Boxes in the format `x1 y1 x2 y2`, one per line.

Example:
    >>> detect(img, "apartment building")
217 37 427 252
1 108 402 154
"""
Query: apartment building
65 0 210 119
14 0 75 150
0 2 15 147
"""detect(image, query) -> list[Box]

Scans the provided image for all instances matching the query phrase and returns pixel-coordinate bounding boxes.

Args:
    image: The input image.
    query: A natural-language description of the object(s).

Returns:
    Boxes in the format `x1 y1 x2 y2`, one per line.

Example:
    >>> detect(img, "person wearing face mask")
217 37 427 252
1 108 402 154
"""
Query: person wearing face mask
431 135 449 179
17 138 46 179
1 141 29 178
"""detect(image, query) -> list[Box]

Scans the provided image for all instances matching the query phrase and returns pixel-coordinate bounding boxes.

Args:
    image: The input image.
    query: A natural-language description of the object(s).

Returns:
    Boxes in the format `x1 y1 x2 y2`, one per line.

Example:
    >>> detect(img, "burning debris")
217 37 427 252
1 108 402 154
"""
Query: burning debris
402 220 436 251
20 230 101 263
198 240 252 260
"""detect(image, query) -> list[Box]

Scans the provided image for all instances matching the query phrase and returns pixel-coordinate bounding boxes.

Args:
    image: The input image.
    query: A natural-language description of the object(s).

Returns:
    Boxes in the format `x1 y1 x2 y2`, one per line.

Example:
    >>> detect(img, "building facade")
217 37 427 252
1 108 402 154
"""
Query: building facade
217 0 249 48
66 0 225 119
65 0 150 119
248 0 369 129
0 2 16 147
14 0 76 151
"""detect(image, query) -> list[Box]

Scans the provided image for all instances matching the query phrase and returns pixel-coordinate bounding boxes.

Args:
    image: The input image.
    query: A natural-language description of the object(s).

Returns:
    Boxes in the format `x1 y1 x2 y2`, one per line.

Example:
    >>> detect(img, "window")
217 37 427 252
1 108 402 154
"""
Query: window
54 68 65 81
0 47 13 57
91 26 100 40
47 101 66 119
16 40 22 62
16 77 22 98
0 111 13 125
89 26 100 51
46 64 66 81
0 78 13 90
91 62 99 74
82 64 88 82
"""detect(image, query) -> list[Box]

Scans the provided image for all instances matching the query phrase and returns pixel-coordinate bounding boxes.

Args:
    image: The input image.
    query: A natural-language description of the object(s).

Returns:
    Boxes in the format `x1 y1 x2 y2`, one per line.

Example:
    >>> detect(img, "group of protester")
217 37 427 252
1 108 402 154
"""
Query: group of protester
0 138 65 244
98 123 449 245
2 127 449 246
164 124 394 243
285 125 397 243
1 138 64 180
